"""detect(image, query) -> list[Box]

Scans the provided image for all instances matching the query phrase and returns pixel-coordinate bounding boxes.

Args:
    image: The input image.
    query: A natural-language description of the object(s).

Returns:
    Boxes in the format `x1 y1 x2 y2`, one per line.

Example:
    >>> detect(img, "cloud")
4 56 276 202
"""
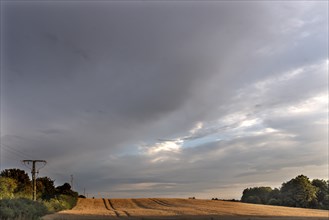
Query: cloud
189 122 204 135
1 1 328 198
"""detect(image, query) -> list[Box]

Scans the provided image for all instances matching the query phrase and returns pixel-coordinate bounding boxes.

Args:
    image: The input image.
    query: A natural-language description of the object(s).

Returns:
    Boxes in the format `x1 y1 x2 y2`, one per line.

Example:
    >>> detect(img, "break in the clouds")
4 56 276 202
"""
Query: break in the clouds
1 1 328 199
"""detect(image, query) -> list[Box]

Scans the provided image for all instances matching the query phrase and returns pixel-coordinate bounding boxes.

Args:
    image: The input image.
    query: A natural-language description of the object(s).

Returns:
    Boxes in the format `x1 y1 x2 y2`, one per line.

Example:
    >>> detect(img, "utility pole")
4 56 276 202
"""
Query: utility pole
70 174 74 190
22 160 47 201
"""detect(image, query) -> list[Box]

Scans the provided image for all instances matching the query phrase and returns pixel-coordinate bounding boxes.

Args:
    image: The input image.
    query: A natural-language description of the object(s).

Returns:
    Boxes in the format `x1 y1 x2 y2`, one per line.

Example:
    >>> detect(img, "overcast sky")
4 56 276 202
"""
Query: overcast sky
1 1 328 199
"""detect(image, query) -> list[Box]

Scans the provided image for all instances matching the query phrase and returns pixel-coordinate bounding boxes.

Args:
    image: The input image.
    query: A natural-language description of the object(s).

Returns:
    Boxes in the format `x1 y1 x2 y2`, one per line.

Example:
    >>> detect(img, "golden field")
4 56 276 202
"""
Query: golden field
42 198 329 220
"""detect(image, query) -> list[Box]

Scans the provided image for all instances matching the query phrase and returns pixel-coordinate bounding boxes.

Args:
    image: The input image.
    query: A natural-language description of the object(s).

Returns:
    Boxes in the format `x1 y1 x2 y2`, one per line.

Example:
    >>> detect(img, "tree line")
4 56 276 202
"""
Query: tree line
241 175 329 210
0 168 79 220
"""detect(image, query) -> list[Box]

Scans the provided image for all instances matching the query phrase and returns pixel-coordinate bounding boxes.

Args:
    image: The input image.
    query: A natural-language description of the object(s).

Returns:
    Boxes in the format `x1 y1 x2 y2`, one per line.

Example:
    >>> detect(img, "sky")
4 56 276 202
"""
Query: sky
0 1 328 199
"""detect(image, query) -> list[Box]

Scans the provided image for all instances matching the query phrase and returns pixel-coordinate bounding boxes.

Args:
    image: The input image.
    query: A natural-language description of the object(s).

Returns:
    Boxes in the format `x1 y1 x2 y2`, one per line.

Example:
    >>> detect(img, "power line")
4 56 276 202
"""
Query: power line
42 164 69 179
0 143 34 159
0 144 63 177
1 144 82 194
1 146 27 160
1 152 20 162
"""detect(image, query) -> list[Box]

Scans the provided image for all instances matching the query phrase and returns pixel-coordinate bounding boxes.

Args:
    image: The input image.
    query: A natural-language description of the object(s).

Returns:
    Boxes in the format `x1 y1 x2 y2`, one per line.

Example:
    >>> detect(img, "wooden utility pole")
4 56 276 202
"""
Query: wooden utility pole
22 160 47 201
70 174 74 190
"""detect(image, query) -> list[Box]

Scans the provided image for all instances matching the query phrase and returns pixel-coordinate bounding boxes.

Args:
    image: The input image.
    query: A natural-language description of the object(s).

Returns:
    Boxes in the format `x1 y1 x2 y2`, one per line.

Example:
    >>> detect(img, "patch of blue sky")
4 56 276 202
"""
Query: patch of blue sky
182 134 222 149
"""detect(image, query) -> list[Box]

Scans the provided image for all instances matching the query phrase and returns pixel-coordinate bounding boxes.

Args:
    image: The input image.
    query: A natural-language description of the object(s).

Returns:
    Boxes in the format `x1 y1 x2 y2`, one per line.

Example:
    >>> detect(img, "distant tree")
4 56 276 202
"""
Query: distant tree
240 175 328 210
0 168 32 194
56 183 78 197
56 183 71 194
280 175 317 208
241 187 273 204
267 188 281 205
268 198 281 206
246 196 262 204
0 177 17 199
312 179 329 210
36 176 56 200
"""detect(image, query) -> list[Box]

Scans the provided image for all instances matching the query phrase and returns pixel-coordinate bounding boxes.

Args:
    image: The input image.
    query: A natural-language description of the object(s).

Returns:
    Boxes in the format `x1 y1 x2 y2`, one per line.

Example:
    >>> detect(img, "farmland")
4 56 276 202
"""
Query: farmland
42 198 329 220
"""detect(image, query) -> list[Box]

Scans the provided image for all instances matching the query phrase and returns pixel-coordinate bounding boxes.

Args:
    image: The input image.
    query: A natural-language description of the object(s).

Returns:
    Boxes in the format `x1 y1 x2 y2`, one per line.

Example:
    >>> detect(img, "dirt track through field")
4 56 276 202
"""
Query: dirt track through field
42 198 329 220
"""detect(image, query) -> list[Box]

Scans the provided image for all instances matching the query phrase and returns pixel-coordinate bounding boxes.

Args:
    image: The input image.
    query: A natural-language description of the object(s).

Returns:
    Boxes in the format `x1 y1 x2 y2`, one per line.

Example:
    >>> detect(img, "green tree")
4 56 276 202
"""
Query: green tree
56 183 78 197
0 168 32 195
280 175 317 208
36 176 56 200
56 183 72 194
241 187 273 204
0 177 17 199
268 188 281 205
312 179 329 210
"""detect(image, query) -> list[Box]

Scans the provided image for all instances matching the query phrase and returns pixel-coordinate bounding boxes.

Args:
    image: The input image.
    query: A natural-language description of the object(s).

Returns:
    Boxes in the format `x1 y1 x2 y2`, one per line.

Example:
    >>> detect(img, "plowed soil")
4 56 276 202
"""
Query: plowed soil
42 198 329 220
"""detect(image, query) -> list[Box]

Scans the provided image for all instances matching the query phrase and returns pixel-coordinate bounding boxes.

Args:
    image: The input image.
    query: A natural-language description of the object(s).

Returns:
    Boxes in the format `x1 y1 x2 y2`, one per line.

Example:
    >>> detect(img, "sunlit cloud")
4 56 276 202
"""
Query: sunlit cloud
189 122 203 135
287 93 327 114
239 118 260 128
147 139 183 155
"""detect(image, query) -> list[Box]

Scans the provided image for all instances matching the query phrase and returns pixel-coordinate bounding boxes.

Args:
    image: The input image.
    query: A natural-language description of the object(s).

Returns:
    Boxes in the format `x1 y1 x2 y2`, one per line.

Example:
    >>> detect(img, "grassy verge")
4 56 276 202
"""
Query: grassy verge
0 196 77 220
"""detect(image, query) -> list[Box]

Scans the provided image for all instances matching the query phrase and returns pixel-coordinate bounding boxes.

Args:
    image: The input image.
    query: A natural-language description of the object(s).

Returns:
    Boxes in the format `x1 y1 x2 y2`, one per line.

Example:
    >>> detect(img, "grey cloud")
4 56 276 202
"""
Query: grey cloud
1 1 327 198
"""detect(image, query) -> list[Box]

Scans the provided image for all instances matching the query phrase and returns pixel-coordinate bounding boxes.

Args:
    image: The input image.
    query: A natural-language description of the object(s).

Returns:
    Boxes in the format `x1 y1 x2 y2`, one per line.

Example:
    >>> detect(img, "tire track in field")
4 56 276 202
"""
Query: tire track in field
108 199 130 217
155 198 217 215
174 198 233 215
131 198 178 216
102 198 119 217
131 199 152 209
102 198 121 217
102 198 110 210
122 211 131 217
149 198 172 207
148 198 188 216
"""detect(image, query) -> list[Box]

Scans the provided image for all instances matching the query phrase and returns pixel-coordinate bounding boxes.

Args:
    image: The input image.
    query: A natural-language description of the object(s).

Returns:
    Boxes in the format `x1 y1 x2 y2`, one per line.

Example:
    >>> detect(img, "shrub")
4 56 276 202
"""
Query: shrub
0 169 32 195
0 177 17 199
0 198 48 220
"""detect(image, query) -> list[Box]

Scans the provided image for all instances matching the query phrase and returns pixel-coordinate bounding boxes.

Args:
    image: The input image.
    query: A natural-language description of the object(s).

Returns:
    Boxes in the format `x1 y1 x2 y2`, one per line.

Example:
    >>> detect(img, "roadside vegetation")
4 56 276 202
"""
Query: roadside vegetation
241 175 329 210
0 168 78 220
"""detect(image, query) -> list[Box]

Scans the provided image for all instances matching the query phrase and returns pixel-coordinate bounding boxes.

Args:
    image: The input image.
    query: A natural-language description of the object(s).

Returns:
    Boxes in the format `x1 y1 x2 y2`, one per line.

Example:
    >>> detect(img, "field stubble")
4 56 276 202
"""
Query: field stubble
42 198 329 220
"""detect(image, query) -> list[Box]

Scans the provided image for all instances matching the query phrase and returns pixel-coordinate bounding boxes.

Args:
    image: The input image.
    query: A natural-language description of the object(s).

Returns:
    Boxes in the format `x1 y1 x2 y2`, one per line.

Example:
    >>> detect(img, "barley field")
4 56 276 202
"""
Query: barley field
42 198 329 220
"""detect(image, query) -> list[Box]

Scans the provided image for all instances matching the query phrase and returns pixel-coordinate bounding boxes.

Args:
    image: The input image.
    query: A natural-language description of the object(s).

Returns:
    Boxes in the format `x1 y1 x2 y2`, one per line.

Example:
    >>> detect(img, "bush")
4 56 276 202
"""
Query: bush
0 178 17 199
0 169 32 197
43 194 78 213
57 194 78 210
0 207 15 219
0 195 78 220
0 198 48 220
